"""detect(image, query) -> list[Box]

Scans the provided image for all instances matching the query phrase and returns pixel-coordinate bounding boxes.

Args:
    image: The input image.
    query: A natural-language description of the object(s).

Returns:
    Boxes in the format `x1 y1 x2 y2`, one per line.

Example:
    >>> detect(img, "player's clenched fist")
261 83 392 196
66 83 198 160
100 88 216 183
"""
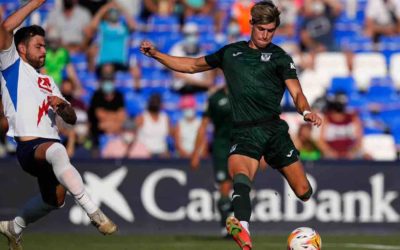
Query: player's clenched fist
140 40 157 57
304 112 322 127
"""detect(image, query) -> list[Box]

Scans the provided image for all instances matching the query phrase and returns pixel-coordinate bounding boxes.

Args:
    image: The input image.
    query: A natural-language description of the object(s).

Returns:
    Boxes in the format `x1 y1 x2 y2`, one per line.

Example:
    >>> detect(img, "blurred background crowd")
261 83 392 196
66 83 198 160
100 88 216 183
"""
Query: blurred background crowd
0 0 399 161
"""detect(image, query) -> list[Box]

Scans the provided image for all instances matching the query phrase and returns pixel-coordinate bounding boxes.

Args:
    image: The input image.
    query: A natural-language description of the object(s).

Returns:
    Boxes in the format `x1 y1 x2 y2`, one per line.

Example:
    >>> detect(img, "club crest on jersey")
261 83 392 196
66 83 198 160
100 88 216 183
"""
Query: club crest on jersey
260 53 272 62
37 77 52 93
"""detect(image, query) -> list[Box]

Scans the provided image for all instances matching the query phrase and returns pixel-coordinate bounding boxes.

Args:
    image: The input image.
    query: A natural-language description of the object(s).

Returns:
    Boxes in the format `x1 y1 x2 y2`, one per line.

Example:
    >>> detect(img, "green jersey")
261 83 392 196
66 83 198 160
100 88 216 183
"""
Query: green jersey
204 88 232 141
205 41 298 124
44 48 70 86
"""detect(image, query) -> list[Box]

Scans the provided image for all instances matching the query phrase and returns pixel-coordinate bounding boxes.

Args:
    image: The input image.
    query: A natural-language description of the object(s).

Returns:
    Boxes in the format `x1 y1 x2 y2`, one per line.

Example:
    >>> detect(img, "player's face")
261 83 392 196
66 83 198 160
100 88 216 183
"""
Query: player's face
250 22 277 49
26 35 46 69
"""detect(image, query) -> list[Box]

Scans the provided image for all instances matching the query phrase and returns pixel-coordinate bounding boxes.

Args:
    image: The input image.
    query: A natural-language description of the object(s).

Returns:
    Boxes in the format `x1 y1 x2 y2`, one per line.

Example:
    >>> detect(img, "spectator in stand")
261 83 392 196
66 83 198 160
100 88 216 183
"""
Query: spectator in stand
0 101 9 157
86 1 136 74
169 22 214 94
46 0 92 53
294 123 321 161
141 0 176 21
174 95 202 158
135 93 171 158
231 0 255 37
42 29 82 93
114 0 143 18
88 64 126 156
299 0 342 53
181 0 215 18
78 0 107 15
364 0 400 43
60 78 88 149
318 93 368 160
273 0 298 38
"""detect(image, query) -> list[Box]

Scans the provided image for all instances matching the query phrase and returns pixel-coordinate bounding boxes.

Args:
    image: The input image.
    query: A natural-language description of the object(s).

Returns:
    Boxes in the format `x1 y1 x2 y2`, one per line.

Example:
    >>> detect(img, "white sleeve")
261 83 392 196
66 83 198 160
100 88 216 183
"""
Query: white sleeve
0 40 20 71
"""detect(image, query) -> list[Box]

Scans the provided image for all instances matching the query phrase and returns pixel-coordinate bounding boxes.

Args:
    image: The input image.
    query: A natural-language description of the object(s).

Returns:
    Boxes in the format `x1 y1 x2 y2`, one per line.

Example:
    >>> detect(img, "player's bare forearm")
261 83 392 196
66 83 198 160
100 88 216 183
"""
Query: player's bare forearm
57 103 77 125
154 52 208 73
286 79 322 126
190 118 208 169
3 0 45 33
140 40 212 73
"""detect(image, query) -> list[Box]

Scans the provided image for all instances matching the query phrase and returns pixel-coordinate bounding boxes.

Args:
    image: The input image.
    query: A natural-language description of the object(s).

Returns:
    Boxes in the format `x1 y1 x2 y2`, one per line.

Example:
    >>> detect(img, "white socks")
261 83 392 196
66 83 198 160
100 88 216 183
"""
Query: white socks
13 195 56 234
45 143 97 215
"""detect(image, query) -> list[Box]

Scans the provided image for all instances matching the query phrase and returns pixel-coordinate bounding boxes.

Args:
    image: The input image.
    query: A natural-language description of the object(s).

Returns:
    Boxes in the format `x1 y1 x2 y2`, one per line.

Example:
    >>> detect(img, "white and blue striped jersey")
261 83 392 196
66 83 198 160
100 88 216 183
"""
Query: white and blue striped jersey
0 41 64 139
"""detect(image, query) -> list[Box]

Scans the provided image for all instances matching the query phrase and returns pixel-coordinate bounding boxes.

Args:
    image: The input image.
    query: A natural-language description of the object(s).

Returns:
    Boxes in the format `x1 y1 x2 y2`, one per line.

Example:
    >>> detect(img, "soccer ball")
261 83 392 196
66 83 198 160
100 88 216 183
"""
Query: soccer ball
287 227 322 250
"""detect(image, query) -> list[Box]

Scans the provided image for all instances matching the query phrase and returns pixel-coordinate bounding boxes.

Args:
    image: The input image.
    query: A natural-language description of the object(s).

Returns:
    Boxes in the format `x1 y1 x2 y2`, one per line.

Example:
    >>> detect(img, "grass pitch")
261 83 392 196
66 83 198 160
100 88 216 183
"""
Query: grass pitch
1 233 400 250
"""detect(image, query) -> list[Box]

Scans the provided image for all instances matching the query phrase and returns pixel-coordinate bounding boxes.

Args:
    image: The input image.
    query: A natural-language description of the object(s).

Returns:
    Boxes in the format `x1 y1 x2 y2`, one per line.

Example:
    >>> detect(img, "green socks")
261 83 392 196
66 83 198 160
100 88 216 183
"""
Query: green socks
232 174 252 222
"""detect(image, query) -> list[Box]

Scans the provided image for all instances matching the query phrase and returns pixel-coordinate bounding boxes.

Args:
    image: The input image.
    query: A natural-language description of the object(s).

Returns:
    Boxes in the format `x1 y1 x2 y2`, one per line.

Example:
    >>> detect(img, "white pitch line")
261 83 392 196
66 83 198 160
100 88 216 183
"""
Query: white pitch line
324 243 400 250
255 243 400 250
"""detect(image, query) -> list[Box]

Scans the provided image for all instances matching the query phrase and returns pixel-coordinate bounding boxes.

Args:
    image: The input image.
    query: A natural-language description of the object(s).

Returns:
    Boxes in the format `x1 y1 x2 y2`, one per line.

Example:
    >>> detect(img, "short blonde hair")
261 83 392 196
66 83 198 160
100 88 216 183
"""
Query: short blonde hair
250 1 281 27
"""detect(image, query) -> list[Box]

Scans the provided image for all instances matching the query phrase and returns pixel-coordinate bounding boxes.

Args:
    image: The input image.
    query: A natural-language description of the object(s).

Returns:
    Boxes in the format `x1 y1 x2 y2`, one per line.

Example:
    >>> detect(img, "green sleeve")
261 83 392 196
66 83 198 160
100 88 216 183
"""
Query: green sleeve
280 54 298 80
204 45 228 68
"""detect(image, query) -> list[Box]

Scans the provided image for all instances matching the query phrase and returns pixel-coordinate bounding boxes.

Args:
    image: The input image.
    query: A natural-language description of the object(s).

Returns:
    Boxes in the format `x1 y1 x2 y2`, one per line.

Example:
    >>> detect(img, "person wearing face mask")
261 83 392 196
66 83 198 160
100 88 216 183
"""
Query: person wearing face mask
86 1 136 74
135 94 171 158
182 0 215 18
299 0 342 53
174 95 202 158
87 64 126 156
46 0 91 52
318 92 367 159
169 22 214 94
42 29 83 95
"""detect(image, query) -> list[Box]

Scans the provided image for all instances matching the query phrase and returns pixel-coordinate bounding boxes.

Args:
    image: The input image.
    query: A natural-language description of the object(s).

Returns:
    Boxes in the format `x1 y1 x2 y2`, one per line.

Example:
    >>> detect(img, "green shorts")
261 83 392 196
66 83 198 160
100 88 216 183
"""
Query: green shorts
212 139 230 183
229 119 299 169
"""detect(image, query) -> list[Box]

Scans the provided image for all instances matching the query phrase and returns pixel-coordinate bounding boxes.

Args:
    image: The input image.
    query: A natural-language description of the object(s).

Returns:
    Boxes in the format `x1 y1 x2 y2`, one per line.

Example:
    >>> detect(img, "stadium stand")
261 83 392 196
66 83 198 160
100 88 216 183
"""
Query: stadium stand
0 0 399 160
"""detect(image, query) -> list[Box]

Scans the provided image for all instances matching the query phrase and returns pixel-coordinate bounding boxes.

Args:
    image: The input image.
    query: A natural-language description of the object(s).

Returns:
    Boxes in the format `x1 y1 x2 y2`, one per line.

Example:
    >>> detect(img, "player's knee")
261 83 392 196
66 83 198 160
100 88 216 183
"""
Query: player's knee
45 143 69 164
296 184 313 202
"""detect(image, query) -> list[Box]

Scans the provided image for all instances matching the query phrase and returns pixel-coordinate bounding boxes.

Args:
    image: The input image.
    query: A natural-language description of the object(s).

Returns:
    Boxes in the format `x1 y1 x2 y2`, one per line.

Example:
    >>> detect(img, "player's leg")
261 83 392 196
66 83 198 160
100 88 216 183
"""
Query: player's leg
213 148 232 236
278 160 313 201
217 179 232 235
227 154 259 250
265 121 313 201
35 142 117 234
0 141 63 250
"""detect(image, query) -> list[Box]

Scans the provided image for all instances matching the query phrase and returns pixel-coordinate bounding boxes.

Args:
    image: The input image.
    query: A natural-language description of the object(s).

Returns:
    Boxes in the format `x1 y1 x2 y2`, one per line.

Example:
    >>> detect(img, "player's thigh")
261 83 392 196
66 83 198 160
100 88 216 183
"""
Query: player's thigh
278 160 310 196
37 164 66 207
228 154 259 181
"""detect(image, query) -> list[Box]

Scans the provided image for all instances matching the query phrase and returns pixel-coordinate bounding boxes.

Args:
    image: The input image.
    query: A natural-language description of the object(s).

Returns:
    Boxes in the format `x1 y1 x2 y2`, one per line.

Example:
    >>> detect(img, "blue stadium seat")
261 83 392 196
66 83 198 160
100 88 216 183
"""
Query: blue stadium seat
341 36 374 53
78 71 98 92
365 84 397 103
162 90 180 113
70 53 88 73
124 90 146 117
115 72 133 93
147 15 180 35
185 15 215 36
360 111 387 135
328 77 357 96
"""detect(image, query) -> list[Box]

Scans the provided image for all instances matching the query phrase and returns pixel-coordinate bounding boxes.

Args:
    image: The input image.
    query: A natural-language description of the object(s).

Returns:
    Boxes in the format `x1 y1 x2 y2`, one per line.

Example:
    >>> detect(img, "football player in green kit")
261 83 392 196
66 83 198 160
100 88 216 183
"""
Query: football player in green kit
140 1 322 249
190 86 233 237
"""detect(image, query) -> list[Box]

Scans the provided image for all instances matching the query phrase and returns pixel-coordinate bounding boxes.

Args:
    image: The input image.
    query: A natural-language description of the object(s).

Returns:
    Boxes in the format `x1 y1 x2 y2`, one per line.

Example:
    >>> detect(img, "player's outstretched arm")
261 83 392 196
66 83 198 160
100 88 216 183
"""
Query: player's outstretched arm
140 40 213 74
190 117 209 170
0 0 46 50
286 79 322 127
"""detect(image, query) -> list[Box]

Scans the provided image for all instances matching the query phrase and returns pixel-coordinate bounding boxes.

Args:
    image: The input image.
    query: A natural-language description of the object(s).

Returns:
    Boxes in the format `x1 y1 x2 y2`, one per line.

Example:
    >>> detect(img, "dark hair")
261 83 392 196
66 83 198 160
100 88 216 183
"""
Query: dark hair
14 25 45 50
250 0 281 27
